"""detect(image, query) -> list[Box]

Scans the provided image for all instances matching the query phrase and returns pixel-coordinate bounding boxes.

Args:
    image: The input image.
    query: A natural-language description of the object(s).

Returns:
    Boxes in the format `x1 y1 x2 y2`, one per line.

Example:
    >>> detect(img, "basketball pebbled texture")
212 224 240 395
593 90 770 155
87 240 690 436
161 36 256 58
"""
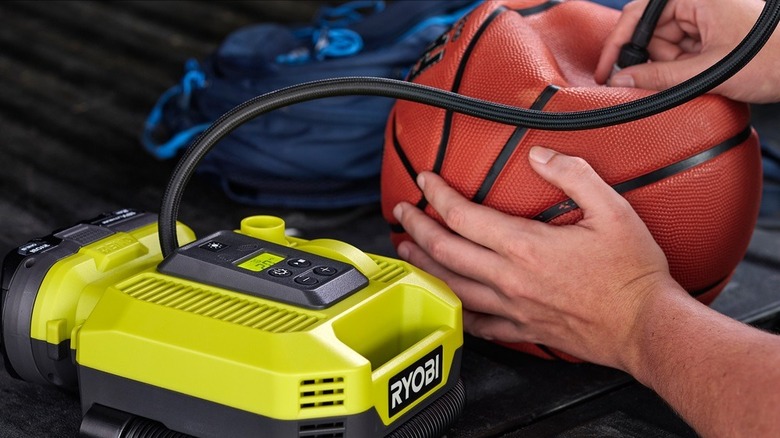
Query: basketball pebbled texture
381 0 762 360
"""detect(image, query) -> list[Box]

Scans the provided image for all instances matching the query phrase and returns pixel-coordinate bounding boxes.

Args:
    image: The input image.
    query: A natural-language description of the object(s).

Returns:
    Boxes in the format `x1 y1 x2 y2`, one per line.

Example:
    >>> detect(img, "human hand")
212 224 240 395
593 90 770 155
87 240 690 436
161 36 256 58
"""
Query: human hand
594 0 780 104
392 146 690 372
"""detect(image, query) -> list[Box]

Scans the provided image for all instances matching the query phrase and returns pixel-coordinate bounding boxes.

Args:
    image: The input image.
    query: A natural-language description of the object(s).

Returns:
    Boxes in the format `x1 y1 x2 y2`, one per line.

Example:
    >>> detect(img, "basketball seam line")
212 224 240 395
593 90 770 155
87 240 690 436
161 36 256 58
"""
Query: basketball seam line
533 124 753 222
472 85 561 204
535 343 566 360
389 114 430 212
513 0 564 17
432 5 508 174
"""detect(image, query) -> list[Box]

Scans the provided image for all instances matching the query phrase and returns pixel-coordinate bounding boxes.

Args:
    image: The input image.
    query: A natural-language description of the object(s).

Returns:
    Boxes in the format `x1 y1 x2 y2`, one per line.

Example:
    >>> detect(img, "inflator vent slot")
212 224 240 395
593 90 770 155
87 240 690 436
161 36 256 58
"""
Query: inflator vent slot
298 420 345 438
119 276 321 333
299 377 346 410
370 258 406 283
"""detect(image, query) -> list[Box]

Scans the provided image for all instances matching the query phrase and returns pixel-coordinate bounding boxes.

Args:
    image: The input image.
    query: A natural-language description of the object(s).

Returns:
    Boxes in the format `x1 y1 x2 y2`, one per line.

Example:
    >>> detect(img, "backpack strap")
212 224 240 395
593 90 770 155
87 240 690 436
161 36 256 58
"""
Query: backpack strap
142 60 211 159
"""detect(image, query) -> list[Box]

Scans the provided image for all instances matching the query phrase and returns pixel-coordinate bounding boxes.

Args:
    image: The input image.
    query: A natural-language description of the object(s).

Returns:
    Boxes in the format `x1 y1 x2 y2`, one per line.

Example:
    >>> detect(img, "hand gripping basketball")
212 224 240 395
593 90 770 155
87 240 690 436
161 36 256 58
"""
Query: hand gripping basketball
381 0 762 360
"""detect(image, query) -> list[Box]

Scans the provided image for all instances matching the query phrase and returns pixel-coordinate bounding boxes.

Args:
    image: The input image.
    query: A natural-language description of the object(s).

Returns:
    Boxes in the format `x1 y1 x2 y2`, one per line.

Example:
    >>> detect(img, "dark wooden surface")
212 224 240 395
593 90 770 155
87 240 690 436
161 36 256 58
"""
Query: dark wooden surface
1 2 779 437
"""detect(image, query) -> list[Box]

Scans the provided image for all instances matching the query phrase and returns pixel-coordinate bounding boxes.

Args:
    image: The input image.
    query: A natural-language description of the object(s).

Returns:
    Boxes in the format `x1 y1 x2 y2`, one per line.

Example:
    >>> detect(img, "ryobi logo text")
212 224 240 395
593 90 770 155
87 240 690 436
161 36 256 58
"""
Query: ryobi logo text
388 346 442 417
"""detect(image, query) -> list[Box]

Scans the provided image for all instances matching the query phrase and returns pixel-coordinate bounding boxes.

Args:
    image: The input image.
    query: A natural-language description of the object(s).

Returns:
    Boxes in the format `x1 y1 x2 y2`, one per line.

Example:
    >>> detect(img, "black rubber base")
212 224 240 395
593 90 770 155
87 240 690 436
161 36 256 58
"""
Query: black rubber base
79 378 466 438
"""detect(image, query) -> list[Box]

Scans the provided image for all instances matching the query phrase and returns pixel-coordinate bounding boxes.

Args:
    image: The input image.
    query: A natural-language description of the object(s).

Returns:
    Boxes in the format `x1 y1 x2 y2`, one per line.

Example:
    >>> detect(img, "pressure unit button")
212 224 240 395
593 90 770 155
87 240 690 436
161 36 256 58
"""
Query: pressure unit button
268 268 292 277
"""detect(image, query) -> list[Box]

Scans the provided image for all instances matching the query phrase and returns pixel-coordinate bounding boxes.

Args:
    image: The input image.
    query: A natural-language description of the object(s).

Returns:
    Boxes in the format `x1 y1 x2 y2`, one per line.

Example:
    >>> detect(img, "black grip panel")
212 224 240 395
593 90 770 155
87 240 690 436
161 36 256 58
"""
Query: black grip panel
157 231 369 310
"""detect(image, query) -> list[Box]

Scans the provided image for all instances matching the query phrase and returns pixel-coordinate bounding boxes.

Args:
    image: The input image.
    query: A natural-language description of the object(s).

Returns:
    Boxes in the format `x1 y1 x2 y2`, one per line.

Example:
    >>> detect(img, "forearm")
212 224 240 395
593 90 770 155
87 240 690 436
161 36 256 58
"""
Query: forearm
394 156 780 437
627 284 780 438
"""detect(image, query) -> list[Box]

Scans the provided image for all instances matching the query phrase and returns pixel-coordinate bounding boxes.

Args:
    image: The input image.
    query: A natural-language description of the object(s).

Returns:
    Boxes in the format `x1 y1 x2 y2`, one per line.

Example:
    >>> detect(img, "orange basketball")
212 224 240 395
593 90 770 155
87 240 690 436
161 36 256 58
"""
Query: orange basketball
380 0 762 360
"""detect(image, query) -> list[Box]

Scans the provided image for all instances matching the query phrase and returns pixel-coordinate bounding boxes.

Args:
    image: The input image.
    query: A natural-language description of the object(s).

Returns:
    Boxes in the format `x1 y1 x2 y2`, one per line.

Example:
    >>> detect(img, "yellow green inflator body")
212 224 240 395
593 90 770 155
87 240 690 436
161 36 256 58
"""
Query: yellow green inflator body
1 209 464 437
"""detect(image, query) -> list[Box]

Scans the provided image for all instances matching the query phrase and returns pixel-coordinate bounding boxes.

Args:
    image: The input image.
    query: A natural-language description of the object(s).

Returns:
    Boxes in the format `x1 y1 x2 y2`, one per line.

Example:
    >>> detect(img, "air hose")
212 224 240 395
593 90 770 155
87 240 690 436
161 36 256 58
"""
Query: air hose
159 0 779 257
616 0 669 69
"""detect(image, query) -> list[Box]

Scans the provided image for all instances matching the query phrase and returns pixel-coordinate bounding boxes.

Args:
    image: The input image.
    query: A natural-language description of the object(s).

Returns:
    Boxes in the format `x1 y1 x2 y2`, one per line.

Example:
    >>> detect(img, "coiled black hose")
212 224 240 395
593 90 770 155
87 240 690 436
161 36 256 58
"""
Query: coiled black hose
80 405 193 438
120 417 193 438
79 381 465 437
387 379 467 438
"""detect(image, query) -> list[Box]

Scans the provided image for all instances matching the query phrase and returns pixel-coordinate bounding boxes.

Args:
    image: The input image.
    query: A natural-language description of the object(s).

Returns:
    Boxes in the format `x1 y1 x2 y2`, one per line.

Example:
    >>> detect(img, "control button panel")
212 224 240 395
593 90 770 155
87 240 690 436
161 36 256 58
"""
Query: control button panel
157 230 369 309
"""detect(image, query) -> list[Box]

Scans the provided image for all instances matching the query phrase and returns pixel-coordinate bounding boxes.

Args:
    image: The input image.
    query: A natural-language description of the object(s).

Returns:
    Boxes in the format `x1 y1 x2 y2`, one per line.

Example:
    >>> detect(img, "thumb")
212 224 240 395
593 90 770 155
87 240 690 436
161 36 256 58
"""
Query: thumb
608 55 717 91
528 146 629 218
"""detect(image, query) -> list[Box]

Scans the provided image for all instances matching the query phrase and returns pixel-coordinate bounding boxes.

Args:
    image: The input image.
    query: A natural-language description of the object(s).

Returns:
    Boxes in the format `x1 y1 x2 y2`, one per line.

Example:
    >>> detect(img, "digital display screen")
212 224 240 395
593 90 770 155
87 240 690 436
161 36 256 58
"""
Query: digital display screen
237 252 285 272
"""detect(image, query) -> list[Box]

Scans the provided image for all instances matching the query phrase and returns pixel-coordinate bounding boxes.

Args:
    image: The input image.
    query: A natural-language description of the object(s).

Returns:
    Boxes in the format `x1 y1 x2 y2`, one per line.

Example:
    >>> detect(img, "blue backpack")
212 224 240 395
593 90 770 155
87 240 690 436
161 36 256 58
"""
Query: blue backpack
142 0 482 209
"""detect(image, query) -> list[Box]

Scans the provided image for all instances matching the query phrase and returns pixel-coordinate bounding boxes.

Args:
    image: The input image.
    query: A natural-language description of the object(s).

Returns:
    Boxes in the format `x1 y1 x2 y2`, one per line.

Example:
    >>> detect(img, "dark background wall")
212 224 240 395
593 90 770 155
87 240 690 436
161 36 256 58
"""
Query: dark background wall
0 0 392 256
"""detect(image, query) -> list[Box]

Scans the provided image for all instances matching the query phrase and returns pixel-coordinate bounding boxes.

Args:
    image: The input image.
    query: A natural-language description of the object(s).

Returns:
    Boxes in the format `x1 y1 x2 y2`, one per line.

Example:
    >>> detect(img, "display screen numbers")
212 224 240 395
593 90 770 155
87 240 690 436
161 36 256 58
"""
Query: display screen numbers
237 252 285 272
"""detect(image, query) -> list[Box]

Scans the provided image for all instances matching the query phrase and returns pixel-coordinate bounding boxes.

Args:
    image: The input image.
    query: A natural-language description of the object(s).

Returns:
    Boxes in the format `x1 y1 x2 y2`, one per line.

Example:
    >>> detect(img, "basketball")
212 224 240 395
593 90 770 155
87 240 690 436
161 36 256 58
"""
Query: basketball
380 0 762 359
